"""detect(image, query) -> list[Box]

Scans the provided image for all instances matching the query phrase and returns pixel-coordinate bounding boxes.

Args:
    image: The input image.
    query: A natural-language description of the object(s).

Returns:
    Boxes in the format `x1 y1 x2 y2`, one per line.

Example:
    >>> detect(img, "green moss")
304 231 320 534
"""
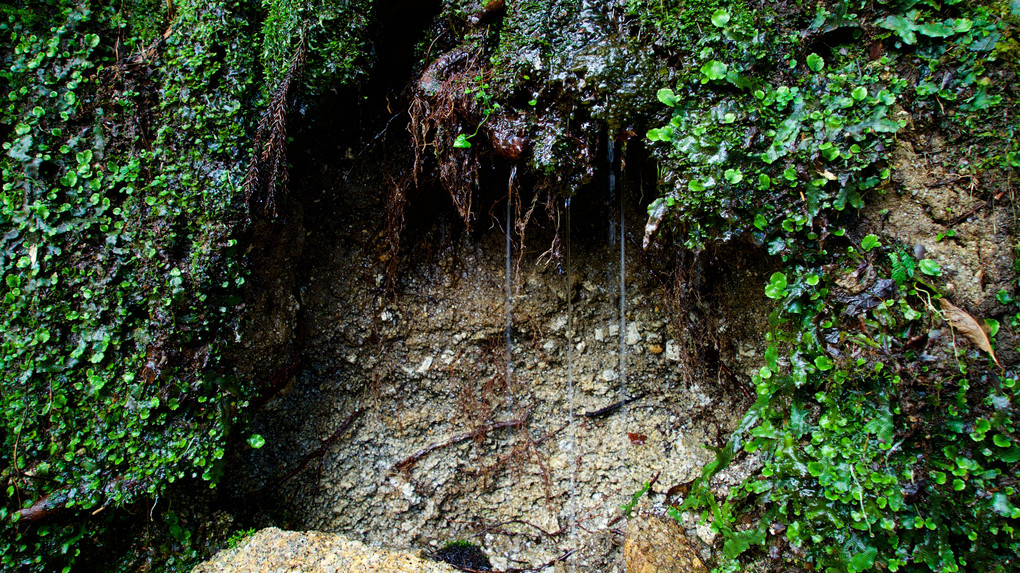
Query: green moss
0 0 372 569
259 0 373 93
117 0 170 44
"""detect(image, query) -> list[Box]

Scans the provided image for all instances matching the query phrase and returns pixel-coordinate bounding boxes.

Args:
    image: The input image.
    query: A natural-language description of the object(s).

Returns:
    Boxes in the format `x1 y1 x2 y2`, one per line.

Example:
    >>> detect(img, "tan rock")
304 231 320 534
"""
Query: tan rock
192 527 458 573
624 514 708 573
648 343 664 355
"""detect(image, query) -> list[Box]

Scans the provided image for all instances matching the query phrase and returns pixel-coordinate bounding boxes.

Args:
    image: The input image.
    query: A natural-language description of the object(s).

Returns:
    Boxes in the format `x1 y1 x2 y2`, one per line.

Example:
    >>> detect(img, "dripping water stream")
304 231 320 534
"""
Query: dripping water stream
565 195 577 568
506 167 516 409
608 141 627 407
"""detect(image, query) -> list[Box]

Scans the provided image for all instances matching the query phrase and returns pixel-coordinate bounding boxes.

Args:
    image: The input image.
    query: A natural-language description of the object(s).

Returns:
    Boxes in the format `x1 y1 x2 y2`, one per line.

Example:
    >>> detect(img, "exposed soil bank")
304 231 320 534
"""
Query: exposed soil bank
223 137 777 569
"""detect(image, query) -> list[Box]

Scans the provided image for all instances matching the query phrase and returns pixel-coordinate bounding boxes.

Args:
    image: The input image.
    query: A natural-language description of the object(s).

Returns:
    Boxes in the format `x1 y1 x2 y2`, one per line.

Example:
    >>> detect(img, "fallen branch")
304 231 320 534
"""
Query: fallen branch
15 491 71 523
15 477 142 524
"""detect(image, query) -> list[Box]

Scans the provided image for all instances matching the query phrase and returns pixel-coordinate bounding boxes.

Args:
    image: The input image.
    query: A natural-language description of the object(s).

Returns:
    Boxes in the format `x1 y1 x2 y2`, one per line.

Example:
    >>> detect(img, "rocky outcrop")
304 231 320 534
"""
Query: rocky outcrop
192 528 457 573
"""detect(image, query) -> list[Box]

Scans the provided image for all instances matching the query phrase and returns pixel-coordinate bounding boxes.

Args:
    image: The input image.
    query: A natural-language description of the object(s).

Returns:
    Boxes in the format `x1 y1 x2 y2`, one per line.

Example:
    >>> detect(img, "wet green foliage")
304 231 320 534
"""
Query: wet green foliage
647 1 1020 571
647 0 1018 252
260 0 372 92
682 257 1020 571
0 0 371 570
0 1 257 569
645 0 906 251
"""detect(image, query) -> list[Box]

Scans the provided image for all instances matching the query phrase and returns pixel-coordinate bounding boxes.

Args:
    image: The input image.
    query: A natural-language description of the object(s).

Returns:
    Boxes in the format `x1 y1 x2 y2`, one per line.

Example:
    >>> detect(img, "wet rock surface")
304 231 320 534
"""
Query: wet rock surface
225 159 770 569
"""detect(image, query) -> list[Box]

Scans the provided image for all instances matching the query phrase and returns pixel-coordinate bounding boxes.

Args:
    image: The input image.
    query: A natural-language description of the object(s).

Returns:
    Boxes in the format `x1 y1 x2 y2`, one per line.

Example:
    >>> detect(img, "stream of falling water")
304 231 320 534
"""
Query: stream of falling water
565 195 577 569
506 167 516 408
609 141 627 404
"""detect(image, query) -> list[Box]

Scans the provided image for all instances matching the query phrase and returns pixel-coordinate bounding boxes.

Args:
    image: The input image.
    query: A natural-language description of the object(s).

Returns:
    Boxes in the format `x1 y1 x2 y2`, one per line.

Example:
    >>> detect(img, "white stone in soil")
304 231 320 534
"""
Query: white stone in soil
626 322 641 345
665 340 681 362
415 356 433 374
549 314 567 331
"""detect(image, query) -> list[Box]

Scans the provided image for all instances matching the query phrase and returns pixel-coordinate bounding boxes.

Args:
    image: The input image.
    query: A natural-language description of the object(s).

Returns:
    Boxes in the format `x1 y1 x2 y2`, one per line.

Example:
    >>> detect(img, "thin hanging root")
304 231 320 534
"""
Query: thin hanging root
515 188 541 278
383 172 411 293
409 49 486 227
469 420 567 497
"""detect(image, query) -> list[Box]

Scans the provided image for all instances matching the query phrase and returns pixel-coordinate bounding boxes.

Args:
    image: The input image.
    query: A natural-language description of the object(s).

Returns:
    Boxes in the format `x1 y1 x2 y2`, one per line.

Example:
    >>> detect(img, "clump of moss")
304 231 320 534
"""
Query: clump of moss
435 539 493 571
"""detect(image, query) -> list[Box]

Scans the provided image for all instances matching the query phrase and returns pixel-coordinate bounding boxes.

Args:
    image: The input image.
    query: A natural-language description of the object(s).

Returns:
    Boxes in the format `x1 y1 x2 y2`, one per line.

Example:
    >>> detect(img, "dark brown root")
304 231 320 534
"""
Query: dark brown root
663 248 712 388
409 49 487 228
383 171 411 293
244 40 306 219
393 417 527 474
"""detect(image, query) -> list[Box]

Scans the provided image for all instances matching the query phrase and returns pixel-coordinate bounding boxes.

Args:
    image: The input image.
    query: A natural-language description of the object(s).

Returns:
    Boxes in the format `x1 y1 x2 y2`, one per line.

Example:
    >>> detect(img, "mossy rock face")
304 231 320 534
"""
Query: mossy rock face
0 0 372 570
491 1 666 178
413 0 670 192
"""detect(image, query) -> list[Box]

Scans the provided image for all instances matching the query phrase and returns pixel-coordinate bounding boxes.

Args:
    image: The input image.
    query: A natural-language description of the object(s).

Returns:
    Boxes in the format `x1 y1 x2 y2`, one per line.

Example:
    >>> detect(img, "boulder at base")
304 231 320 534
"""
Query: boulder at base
192 527 458 573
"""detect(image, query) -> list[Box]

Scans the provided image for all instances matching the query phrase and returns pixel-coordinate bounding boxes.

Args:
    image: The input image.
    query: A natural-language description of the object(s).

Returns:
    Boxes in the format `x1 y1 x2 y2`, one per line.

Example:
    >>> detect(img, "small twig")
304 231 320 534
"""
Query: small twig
423 31 446 69
394 417 526 473
582 392 647 419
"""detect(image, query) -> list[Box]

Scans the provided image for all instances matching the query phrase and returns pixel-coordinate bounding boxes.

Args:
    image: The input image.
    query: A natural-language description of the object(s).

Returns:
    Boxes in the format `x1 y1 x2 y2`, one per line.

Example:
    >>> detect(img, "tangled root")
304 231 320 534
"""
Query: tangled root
409 48 486 227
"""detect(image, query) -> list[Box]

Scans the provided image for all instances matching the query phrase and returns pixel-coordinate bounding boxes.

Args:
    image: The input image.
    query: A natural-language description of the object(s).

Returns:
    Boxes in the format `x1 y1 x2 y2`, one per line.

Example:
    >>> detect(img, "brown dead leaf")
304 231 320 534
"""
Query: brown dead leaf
940 298 1001 368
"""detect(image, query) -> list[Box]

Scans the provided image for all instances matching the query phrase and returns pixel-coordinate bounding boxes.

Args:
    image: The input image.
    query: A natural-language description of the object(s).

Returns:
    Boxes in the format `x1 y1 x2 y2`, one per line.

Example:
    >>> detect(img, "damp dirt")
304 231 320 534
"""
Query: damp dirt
224 150 775 570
